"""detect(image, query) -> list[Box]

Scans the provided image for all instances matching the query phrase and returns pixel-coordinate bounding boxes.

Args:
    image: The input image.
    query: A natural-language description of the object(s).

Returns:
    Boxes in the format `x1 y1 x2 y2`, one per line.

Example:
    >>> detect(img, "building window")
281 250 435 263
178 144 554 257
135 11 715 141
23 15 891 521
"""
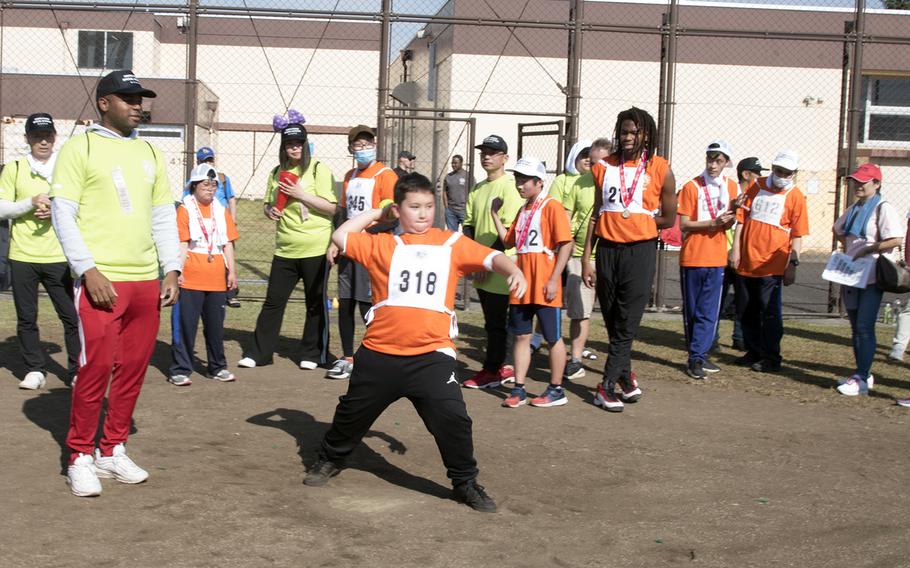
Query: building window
77 31 133 69
861 76 910 145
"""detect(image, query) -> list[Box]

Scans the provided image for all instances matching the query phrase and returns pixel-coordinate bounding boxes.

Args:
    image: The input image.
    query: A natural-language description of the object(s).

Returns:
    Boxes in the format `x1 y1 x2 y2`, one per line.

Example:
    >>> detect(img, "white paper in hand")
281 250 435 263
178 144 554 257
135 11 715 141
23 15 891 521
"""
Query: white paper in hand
822 251 875 289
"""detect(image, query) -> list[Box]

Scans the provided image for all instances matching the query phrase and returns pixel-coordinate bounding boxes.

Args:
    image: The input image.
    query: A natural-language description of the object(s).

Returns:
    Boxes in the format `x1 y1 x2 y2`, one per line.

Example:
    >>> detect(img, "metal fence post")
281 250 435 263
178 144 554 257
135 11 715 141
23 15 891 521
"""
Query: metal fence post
564 0 584 148
184 0 198 180
845 0 866 181
654 0 678 309
376 0 392 163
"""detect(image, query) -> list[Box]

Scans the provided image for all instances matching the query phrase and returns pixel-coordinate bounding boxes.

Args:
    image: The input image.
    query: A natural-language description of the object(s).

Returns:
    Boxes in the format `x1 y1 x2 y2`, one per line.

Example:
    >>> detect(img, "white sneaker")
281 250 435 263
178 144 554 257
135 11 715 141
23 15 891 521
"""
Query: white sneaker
837 374 874 390
299 360 318 370
888 348 904 362
94 444 149 484
19 371 46 390
67 453 102 497
237 357 257 368
836 375 869 397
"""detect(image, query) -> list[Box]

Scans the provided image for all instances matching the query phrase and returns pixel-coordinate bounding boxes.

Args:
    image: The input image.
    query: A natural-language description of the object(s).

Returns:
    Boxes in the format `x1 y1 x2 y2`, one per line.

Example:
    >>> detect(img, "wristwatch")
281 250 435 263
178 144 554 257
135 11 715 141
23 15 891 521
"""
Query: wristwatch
789 258 800 267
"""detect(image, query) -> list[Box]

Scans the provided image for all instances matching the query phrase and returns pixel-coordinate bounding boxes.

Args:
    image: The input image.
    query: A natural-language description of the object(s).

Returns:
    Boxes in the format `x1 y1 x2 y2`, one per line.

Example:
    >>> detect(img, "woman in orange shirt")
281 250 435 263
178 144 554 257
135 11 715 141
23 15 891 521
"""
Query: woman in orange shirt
169 163 239 386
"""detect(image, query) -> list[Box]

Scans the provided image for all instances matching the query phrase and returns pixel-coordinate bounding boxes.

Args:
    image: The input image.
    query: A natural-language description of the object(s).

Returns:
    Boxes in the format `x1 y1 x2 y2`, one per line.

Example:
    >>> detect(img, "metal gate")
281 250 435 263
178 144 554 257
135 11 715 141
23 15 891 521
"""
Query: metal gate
517 121 566 183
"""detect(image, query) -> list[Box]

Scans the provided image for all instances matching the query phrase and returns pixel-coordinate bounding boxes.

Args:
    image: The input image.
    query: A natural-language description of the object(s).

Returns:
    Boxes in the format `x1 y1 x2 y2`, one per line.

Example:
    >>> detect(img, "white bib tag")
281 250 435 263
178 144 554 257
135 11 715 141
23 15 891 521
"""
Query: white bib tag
516 201 550 255
749 188 788 230
599 163 649 215
111 167 132 214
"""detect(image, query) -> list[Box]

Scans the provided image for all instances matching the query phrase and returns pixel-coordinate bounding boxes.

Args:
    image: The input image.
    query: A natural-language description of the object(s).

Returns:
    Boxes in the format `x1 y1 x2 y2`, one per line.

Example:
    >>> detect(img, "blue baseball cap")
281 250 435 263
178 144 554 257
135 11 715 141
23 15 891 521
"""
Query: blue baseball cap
196 146 215 162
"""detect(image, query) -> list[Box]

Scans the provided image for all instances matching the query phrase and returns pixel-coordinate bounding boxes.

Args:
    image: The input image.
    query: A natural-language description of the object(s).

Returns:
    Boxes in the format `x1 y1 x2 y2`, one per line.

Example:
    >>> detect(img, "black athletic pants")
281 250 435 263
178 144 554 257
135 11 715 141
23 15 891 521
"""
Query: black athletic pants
245 255 329 365
595 239 657 388
477 288 510 372
320 347 479 486
735 274 783 365
338 299 371 358
170 288 227 376
10 259 80 380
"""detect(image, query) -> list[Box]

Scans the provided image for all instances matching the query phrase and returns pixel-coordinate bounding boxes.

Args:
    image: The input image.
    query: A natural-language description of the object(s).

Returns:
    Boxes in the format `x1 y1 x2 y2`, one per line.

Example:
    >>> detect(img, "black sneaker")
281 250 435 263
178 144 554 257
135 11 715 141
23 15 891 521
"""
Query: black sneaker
563 359 585 381
227 297 241 308
303 457 342 487
686 360 707 379
702 360 720 374
453 481 497 513
750 359 781 373
734 353 761 366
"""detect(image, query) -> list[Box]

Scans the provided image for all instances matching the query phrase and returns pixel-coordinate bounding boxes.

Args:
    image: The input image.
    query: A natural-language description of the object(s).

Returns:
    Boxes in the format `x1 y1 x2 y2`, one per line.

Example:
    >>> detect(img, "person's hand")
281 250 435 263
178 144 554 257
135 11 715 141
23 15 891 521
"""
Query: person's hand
326 243 340 267
278 179 309 201
544 277 558 302
160 271 180 307
731 250 741 270
715 211 735 228
264 204 282 221
783 264 797 286
177 274 185 287
851 244 874 260
83 267 117 309
490 197 503 216
227 270 237 291
732 193 748 211
379 203 397 222
32 193 51 219
508 271 527 299
582 260 596 289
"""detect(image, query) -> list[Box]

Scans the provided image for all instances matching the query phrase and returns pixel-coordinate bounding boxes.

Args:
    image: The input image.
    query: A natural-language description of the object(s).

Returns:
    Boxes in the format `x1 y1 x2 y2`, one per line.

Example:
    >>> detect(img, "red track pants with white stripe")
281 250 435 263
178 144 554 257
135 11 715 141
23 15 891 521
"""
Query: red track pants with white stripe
68 279 161 461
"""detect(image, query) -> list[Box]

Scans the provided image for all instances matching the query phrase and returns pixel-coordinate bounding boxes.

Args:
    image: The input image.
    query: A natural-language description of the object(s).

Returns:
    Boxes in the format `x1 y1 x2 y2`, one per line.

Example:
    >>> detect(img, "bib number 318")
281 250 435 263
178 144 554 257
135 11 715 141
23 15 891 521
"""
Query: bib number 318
399 270 438 295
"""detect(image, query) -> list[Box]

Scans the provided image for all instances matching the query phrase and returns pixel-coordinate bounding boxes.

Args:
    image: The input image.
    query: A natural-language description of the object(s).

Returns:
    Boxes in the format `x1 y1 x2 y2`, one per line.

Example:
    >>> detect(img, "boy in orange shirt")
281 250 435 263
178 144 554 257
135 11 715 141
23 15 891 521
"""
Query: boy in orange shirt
677 141 740 379
491 157 572 407
732 150 809 372
305 173 526 513
169 164 239 385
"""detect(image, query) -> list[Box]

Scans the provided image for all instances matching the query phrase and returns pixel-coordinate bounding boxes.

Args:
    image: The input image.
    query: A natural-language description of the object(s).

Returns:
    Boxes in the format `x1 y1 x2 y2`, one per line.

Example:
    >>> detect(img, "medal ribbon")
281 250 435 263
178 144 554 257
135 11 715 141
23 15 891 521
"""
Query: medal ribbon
515 194 546 250
191 197 216 259
618 151 647 211
697 175 721 220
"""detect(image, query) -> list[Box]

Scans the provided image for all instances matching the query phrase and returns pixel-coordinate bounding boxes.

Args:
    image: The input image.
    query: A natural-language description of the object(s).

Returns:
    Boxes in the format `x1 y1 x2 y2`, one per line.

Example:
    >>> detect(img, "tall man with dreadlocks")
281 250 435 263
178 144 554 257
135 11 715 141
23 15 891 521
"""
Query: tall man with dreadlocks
581 107 677 413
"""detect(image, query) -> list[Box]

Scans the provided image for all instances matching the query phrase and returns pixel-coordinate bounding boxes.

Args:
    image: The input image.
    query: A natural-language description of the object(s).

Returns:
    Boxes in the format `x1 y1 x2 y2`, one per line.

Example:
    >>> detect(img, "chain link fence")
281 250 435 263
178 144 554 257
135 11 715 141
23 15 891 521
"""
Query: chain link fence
1 0 909 311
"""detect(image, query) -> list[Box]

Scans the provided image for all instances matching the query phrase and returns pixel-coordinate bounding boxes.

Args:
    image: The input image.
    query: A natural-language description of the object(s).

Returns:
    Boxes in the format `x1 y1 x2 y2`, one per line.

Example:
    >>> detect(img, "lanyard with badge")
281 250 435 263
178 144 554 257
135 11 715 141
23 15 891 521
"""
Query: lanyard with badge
695 176 724 220
618 152 647 219
191 197 216 262
515 194 546 250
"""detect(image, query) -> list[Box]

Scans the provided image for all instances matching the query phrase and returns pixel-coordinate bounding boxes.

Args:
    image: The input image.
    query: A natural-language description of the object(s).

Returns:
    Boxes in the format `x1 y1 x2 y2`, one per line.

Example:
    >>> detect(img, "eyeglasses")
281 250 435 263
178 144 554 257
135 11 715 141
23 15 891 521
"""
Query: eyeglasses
351 142 376 150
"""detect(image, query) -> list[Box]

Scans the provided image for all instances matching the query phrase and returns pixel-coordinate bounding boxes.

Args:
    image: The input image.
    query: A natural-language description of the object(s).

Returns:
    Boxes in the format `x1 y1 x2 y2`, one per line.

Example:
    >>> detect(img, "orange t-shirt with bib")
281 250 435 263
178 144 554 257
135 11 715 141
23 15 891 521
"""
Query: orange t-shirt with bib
677 176 739 267
177 204 239 292
341 161 398 217
343 228 500 356
735 177 809 278
504 197 572 307
591 154 670 244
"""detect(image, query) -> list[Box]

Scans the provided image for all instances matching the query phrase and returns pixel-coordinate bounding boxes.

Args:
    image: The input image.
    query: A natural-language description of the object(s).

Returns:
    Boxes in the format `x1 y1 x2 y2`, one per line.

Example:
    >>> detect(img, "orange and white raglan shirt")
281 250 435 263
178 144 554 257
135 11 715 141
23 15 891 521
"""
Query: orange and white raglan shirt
677 175 739 268
177 201 239 292
342 228 501 357
591 154 670 244
504 196 571 307
735 177 809 278
341 161 398 219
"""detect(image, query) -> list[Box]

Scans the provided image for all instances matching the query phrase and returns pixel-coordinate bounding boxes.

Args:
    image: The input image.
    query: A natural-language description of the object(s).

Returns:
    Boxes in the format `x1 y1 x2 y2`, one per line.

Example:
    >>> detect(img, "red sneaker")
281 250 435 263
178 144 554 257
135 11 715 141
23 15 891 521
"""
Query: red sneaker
618 372 642 402
593 383 624 412
498 365 515 385
462 369 501 389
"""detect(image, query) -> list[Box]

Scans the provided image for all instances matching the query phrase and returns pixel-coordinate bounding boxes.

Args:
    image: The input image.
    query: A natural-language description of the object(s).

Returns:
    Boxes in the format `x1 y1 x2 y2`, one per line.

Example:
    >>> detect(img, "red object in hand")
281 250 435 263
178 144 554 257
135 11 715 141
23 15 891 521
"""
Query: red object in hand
274 171 299 212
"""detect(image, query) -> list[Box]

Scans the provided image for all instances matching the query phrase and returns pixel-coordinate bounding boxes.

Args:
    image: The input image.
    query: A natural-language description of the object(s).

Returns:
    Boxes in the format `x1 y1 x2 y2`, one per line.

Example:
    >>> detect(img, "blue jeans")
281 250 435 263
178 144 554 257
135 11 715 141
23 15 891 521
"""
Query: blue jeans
445 208 465 232
843 285 884 378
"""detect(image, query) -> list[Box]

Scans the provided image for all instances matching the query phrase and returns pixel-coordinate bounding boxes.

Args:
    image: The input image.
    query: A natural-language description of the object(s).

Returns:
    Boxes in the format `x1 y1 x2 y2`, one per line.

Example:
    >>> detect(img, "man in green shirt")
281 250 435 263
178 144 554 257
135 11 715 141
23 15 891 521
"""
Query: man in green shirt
50 70 180 497
461 135 524 389
0 113 79 390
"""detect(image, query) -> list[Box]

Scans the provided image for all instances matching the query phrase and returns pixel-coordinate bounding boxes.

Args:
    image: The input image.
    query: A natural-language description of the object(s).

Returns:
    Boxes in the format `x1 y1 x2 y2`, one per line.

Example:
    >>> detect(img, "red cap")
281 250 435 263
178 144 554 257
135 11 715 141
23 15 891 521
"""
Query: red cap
848 163 882 183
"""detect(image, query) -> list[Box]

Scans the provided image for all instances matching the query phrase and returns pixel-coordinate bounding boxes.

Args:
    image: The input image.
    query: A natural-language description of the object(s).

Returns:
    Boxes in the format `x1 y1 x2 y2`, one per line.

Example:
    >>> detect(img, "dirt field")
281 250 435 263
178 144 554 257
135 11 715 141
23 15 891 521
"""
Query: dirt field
2 298 909 568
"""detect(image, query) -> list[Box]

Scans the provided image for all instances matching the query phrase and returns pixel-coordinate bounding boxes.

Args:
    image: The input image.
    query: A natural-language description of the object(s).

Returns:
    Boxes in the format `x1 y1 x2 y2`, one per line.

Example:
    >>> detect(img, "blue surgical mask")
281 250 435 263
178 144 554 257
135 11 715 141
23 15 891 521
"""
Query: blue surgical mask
353 148 376 165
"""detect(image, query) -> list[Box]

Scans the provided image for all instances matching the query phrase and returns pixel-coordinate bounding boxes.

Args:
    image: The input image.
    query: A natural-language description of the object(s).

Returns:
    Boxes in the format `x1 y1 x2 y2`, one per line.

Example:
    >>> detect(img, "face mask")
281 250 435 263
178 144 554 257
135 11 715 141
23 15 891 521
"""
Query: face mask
353 148 376 165
770 174 793 190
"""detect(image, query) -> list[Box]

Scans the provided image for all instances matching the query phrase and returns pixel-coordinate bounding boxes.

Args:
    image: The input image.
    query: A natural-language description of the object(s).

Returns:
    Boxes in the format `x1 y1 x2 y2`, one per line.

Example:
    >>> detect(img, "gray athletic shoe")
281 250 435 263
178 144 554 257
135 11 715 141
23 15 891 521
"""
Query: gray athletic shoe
326 359 353 380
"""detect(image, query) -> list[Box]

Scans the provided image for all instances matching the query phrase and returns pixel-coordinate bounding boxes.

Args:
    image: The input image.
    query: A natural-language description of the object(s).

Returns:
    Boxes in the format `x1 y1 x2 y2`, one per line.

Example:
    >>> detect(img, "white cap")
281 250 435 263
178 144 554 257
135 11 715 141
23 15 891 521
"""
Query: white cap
705 139 732 160
508 157 547 179
186 163 218 189
771 150 800 171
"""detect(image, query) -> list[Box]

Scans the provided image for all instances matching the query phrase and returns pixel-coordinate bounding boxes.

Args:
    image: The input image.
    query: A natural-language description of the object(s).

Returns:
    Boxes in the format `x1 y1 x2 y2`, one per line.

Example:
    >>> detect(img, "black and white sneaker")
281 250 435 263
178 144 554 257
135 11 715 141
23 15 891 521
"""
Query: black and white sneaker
304 457 342 487
702 360 720 374
686 361 707 379
563 359 585 381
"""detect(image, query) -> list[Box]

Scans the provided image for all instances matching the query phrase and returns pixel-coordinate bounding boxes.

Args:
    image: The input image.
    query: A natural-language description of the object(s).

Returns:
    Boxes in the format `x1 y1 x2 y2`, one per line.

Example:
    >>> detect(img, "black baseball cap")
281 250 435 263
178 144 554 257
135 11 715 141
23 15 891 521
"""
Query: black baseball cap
96 70 157 100
281 123 308 142
737 157 767 176
398 150 416 160
475 134 508 153
25 113 56 134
